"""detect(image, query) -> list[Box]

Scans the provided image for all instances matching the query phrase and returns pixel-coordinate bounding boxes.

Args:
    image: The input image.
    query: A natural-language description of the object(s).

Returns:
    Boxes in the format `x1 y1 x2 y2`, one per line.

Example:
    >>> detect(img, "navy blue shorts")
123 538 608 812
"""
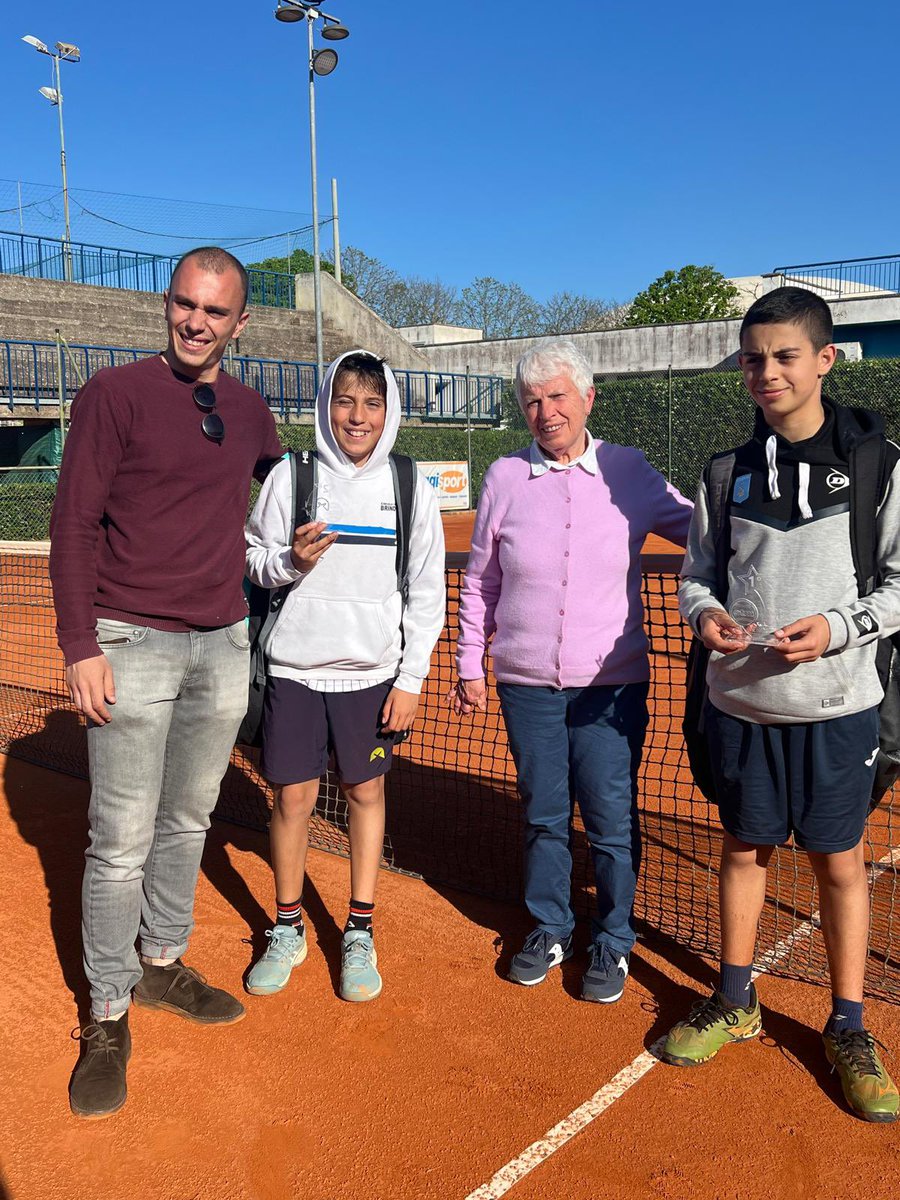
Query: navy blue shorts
706 703 879 853
260 678 396 786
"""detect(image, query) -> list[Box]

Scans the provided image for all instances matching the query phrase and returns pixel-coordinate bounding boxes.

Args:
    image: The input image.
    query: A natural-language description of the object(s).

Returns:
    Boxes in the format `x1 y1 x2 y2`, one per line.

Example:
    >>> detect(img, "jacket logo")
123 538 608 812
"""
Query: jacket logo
853 611 879 637
826 471 849 493
732 474 751 504
380 502 396 511
369 747 386 762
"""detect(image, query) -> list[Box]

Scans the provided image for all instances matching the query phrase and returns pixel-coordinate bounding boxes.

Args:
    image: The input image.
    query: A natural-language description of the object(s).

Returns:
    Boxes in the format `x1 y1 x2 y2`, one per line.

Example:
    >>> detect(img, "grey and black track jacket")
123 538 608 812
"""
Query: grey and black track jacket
679 398 900 724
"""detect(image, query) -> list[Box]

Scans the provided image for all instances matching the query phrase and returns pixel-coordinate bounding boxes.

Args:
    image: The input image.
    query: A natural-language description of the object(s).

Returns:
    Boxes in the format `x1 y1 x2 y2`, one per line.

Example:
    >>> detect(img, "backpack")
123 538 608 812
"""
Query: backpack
236 450 417 747
682 434 900 809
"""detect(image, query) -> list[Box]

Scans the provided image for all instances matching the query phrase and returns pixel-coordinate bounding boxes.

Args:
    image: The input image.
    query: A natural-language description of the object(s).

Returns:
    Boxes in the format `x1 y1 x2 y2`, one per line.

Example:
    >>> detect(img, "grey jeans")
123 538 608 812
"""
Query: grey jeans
84 618 249 1019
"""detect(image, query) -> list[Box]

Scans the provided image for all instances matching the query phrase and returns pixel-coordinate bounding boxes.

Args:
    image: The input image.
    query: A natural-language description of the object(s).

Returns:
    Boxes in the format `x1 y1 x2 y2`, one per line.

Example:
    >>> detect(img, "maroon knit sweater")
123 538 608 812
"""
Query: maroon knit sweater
49 354 283 665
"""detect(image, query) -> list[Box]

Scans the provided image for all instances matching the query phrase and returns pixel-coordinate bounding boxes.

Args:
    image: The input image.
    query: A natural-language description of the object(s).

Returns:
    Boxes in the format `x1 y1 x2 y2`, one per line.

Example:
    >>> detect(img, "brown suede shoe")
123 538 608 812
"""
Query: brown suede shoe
133 959 245 1025
69 1012 131 1119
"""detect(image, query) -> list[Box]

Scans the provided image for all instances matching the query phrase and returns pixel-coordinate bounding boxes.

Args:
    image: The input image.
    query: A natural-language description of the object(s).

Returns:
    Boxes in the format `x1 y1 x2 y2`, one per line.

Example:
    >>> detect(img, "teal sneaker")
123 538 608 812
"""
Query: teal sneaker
245 926 307 996
662 986 762 1067
340 930 382 1002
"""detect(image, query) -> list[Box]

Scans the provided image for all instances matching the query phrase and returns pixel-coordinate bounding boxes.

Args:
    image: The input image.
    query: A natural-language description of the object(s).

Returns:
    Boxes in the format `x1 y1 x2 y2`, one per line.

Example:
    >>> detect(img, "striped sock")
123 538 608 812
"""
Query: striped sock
275 897 304 931
345 899 375 934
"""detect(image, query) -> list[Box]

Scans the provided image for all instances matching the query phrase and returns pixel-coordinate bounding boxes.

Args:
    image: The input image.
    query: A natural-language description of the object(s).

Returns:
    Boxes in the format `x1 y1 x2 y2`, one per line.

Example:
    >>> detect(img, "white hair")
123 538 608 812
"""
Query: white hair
514 339 594 402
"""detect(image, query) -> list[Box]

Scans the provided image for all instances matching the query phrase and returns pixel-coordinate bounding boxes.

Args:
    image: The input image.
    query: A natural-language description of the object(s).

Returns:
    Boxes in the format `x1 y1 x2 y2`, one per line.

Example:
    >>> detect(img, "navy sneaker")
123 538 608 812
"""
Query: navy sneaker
581 944 629 1003
508 928 574 986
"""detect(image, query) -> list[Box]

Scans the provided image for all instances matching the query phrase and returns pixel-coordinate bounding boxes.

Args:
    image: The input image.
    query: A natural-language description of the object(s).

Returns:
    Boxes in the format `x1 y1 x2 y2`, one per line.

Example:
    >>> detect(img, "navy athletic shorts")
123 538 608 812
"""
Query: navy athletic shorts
260 677 397 786
706 702 879 853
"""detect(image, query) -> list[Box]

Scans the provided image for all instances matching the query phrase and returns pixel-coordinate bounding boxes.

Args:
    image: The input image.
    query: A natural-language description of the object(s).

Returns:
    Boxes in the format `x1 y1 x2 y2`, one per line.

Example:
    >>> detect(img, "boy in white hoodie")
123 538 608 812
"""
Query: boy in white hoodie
244 351 445 1001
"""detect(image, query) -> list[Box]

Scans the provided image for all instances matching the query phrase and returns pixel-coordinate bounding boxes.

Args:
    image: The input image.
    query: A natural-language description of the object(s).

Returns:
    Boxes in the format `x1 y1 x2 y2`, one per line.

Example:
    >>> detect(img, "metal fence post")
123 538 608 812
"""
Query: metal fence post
55 329 67 448
667 364 673 482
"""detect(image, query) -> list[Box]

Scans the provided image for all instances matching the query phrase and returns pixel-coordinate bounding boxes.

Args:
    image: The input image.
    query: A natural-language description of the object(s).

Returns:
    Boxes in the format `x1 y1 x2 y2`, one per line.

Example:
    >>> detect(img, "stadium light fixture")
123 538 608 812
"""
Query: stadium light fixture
22 32 80 282
312 48 338 76
272 1 350 380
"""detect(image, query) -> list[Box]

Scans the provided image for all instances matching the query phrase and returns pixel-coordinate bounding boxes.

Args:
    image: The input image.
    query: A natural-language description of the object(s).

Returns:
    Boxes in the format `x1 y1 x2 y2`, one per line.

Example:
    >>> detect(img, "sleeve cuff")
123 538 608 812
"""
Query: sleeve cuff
825 609 850 652
277 546 303 582
60 637 103 668
394 672 424 695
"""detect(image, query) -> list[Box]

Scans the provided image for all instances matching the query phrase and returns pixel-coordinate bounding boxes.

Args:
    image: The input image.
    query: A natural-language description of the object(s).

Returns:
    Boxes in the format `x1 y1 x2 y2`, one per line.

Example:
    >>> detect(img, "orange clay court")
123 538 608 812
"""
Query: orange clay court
1 514 898 1200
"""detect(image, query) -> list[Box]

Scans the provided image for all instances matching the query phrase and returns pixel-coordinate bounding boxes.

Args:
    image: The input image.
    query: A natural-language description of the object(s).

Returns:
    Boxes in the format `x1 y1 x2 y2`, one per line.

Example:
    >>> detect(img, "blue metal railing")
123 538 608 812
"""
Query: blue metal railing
774 254 900 300
0 339 503 422
0 231 295 309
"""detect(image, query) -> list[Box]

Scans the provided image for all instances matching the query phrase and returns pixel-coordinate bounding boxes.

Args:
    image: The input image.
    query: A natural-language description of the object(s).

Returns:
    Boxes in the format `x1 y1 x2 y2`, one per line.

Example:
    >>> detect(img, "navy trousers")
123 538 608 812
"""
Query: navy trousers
498 681 649 953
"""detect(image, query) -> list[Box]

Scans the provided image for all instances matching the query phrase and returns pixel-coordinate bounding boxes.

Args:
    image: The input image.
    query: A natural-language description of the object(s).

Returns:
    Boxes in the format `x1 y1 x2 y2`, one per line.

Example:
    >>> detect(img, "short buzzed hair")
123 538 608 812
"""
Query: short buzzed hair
170 246 249 310
740 286 833 351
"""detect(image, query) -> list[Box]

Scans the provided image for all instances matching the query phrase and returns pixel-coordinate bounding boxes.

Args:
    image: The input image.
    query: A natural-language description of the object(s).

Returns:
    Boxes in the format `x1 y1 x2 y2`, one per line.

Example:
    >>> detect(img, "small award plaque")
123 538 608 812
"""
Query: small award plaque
727 565 778 645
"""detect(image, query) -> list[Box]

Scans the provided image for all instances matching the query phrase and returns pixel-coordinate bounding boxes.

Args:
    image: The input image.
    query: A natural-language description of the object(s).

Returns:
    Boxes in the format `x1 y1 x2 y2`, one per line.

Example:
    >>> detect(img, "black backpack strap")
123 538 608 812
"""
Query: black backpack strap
252 450 317 684
389 453 416 605
705 451 736 603
850 436 890 598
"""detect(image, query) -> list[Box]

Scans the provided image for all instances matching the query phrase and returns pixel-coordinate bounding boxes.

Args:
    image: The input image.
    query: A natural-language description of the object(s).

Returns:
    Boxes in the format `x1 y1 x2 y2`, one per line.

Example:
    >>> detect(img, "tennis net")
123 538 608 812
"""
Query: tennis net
1 543 897 1001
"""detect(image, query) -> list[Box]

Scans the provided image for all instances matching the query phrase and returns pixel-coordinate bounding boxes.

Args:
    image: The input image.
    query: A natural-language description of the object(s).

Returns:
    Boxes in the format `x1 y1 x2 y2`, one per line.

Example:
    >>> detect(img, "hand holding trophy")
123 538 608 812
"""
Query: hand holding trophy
726 565 779 646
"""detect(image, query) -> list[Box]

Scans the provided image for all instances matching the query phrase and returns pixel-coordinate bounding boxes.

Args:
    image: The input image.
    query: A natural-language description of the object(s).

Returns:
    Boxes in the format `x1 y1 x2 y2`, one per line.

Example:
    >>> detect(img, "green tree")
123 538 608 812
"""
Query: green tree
625 265 741 326
246 248 335 278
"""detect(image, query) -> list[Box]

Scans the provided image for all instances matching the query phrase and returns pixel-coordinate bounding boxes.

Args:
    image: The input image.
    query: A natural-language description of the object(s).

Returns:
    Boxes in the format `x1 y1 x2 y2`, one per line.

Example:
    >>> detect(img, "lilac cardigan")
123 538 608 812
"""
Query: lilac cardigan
456 441 693 688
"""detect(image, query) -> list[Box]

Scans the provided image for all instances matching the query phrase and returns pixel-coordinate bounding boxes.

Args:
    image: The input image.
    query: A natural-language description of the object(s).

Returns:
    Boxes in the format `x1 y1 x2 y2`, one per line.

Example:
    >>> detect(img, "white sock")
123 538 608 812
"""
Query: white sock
142 955 176 967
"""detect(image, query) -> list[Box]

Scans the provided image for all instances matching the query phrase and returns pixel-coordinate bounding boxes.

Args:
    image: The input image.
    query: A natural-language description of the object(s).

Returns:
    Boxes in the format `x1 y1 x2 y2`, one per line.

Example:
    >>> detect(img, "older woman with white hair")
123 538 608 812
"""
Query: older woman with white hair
453 340 692 1002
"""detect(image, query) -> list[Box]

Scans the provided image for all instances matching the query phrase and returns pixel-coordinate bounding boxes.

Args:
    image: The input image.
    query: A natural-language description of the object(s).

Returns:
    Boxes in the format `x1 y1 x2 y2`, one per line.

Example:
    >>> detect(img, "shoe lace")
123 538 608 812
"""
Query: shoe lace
683 993 741 1033
522 929 557 958
163 960 207 989
76 1023 124 1060
343 936 373 972
588 944 621 976
262 927 299 961
830 1029 888 1078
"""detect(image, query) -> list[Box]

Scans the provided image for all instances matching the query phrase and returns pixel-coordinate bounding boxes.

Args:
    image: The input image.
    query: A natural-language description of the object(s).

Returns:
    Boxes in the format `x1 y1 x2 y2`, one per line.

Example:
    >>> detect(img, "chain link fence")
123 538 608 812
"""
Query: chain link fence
4 357 900 541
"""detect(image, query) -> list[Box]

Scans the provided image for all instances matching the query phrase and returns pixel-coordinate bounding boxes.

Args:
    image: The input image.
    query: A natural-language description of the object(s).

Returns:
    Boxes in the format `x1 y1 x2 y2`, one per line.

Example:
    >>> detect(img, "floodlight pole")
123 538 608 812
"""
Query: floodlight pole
274 1 348 386
307 11 324 381
23 36 79 283
53 53 73 283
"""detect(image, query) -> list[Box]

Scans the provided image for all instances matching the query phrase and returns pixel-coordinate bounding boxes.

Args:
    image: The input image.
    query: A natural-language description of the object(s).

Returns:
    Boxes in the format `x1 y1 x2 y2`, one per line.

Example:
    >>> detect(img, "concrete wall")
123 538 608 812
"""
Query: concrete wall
395 322 484 346
415 293 900 378
0 273 431 371
295 273 432 370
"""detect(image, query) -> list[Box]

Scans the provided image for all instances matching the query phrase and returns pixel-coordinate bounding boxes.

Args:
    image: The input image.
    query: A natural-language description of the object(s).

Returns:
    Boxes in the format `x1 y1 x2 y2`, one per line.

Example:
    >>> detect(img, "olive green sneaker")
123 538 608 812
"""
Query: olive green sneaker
662 986 761 1067
823 1027 899 1123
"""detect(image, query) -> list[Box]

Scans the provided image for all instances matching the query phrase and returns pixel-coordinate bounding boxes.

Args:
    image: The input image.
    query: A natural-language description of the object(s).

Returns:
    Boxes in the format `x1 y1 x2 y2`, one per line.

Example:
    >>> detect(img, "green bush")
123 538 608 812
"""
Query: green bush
0 482 57 541
4 357 899 541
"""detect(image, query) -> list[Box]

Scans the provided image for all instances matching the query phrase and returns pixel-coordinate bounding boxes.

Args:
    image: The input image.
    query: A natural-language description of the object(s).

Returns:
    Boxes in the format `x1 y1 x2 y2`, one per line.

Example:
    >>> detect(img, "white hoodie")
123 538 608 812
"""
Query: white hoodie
245 350 446 694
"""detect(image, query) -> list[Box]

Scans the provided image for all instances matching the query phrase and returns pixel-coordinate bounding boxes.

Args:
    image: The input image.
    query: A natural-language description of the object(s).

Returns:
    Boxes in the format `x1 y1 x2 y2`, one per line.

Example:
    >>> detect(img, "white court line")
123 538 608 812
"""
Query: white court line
465 840 900 1200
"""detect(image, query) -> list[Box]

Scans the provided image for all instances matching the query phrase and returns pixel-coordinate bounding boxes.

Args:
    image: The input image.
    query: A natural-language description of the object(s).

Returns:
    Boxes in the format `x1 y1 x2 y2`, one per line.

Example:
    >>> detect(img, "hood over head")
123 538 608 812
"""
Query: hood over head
314 349 401 479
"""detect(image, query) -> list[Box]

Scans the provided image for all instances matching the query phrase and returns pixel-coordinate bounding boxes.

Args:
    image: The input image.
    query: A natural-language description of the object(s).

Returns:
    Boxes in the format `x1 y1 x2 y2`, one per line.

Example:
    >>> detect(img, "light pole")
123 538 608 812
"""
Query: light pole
22 35 80 283
273 1 349 383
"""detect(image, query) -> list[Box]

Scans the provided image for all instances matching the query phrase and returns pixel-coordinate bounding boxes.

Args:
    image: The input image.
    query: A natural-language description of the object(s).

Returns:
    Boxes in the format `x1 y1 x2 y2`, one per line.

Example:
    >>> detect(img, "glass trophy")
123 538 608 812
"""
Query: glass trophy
727 565 778 645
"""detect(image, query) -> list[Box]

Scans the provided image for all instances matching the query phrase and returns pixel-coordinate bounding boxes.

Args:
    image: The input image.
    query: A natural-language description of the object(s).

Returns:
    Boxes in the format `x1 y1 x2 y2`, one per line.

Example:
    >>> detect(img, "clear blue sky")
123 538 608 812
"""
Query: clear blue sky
1 0 898 304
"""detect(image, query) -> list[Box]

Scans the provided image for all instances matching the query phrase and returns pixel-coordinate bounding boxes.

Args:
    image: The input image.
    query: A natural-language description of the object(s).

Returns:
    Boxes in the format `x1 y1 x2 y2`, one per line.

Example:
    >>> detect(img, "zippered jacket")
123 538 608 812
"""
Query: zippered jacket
245 351 446 694
679 398 900 723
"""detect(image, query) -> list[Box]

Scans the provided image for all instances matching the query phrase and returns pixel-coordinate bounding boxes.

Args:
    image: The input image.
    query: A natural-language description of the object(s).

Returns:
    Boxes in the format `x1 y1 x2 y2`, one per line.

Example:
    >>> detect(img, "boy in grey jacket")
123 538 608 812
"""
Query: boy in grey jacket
663 287 899 1123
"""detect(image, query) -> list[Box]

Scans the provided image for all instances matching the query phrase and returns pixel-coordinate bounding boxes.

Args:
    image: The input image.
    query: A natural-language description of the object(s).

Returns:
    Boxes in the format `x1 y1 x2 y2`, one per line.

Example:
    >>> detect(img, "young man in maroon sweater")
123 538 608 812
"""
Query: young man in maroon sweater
49 247 283 1119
